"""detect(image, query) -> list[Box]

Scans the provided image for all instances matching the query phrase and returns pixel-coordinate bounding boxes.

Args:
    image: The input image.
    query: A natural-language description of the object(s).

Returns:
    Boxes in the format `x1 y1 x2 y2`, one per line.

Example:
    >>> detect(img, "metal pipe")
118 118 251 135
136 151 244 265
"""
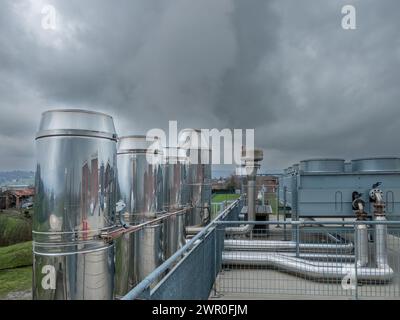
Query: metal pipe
279 252 355 262
224 224 253 235
179 129 212 227
355 224 369 267
225 149 262 235
185 226 205 235
222 251 394 282
375 216 388 268
223 239 354 253
247 179 256 222
370 187 389 268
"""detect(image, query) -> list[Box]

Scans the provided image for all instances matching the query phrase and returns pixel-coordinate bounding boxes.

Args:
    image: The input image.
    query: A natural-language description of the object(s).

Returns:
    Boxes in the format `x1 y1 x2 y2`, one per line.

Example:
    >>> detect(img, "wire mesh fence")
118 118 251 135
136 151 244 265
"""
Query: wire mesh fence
214 221 400 299
121 197 400 300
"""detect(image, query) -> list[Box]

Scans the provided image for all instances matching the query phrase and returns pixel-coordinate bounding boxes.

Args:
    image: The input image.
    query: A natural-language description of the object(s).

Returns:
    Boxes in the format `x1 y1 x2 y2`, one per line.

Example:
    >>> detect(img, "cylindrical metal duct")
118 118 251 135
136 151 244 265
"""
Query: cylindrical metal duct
351 157 400 172
247 180 256 221
135 223 165 284
163 147 188 258
279 252 355 262
114 231 139 296
355 224 369 267
163 147 189 212
223 239 354 253
114 135 164 297
375 216 388 268
33 109 117 300
117 135 164 224
222 251 393 282
300 158 345 173
178 129 212 227
225 149 263 235
163 213 186 259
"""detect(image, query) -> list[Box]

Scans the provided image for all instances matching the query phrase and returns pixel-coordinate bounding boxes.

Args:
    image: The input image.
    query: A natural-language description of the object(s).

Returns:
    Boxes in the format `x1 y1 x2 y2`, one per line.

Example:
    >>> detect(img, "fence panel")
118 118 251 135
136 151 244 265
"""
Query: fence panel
215 221 400 299
151 229 217 300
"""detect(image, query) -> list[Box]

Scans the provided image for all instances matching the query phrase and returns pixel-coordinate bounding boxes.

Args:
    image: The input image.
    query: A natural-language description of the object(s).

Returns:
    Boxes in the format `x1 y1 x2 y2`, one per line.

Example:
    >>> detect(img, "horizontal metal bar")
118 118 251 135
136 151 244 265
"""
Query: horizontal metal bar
101 206 192 241
214 220 400 226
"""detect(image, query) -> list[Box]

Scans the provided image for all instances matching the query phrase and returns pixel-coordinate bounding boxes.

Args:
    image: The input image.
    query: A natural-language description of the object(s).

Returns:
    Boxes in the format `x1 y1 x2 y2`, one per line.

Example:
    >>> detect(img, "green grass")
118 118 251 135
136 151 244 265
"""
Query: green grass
0 266 32 299
0 241 33 270
0 211 32 246
0 241 33 299
212 193 240 202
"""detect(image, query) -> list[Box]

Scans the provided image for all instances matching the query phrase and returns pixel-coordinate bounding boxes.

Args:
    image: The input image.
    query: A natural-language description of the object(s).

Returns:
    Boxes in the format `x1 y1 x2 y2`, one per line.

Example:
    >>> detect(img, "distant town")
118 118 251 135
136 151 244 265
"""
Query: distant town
0 171 35 210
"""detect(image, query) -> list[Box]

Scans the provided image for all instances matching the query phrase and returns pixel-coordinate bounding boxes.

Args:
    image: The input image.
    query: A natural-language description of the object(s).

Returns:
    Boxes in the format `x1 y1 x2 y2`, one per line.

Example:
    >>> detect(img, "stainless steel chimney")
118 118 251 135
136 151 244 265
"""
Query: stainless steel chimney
163 147 189 258
178 129 212 227
114 135 164 297
225 149 263 235
33 109 117 300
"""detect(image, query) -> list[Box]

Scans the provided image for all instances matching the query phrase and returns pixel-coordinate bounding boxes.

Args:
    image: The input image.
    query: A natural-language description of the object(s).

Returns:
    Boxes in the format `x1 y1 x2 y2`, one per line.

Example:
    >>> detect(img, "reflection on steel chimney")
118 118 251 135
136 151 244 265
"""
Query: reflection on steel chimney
33 109 117 300
114 135 164 297
163 147 189 258
178 129 212 227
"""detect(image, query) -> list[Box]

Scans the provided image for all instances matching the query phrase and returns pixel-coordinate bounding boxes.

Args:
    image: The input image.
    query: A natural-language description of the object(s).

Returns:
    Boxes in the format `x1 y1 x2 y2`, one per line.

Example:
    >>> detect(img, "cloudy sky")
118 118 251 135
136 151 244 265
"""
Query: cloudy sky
1 0 400 171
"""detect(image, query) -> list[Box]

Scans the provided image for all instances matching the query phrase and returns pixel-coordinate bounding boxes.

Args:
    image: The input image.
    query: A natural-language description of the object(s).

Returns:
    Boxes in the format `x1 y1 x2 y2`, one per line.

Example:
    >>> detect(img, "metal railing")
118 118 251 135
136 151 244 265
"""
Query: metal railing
122 199 243 300
214 220 400 300
122 196 400 300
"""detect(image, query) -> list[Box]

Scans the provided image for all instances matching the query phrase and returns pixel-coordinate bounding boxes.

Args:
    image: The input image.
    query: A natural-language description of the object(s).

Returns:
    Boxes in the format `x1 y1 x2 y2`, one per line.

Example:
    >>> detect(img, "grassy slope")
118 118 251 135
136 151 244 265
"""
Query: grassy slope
0 211 32 246
0 241 33 270
0 241 33 299
0 266 32 298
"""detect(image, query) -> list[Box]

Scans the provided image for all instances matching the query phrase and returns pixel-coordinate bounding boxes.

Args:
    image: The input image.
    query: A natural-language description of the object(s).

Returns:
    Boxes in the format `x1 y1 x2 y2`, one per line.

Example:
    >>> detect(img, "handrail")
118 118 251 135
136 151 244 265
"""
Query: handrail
101 207 192 242
121 199 240 300
214 220 400 226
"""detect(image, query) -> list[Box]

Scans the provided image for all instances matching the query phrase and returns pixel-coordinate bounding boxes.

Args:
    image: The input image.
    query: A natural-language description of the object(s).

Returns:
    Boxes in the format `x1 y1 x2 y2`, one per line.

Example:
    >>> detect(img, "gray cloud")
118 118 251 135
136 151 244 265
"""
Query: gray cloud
0 0 400 172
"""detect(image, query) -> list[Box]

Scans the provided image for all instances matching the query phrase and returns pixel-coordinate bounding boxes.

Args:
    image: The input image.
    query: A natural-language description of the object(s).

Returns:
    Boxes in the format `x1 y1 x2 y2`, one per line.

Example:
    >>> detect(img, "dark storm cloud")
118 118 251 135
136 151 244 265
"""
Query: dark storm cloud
0 0 400 171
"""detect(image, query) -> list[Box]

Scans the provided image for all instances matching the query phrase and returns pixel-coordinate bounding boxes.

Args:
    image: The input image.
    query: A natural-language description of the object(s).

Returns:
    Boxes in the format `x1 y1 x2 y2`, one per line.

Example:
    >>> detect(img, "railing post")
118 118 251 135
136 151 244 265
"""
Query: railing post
354 224 359 300
213 225 218 297
295 221 300 258
277 188 281 228
283 186 287 240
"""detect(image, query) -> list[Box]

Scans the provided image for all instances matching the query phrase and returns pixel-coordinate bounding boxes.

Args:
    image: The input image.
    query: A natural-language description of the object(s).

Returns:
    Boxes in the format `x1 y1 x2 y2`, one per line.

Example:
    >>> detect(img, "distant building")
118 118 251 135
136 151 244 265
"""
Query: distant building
0 187 35 210
256 175 278 193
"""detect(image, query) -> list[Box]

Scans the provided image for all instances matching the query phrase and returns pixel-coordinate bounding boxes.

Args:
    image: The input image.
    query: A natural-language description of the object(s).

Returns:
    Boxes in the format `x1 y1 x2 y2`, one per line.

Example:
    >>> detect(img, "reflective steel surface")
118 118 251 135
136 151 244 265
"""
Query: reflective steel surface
163 148 189 211
115 136 164 296
186 149 212 226
135 223 165 284
163 211 187 259
117 136 164 224
177 130 212 227
114 231 139 297
162 148 189 258
37 109 117 140
33 109 117 300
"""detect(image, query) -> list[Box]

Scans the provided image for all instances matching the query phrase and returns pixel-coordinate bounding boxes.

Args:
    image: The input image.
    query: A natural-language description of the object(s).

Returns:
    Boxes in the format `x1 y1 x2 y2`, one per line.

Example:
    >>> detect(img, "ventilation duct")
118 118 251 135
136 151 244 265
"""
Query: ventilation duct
33 109 117 300
114 135 164 297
